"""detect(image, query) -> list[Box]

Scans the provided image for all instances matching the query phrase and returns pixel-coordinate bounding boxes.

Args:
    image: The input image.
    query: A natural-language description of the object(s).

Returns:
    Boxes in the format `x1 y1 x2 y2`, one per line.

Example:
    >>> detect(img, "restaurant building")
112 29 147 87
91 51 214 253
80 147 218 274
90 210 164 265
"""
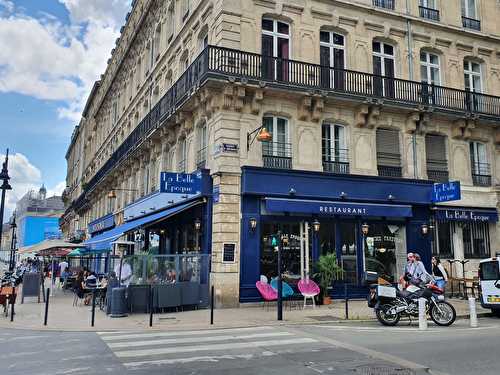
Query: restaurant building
61 0 500 306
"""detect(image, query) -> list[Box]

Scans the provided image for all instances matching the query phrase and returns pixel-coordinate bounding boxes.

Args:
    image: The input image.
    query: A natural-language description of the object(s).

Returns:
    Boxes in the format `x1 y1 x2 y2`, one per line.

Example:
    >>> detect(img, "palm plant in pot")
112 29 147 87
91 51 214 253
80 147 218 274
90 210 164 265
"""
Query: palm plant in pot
316 253 343 305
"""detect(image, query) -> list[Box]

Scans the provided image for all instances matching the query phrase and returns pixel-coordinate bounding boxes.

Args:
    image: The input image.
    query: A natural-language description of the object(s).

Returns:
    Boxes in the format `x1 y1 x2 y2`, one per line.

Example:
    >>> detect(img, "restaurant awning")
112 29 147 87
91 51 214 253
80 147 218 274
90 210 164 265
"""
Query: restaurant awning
18 239 83 255
84 200 203 251
264 198 413 218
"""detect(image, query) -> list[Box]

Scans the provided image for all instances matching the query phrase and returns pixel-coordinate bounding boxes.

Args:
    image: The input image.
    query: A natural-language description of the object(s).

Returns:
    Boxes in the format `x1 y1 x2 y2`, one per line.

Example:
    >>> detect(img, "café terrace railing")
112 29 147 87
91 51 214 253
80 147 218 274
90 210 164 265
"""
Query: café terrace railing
71 45 500 211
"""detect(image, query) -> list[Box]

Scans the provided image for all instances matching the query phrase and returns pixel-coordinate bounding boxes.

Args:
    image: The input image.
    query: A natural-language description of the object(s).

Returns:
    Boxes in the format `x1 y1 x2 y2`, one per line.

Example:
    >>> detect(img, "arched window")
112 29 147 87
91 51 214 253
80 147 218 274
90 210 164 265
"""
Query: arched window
320 31 346 89
196 122 207 169
372 41 395 97
464 59 482 93
177 138 187 172
261 18 290 81
262 116 291 169
322 123 349 173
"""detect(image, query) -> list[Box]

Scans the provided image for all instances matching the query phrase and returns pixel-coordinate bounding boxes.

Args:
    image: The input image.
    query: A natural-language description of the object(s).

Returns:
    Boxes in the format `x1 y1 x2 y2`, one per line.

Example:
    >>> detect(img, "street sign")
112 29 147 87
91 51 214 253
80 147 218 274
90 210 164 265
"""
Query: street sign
160 172 202 195
432 181 461 203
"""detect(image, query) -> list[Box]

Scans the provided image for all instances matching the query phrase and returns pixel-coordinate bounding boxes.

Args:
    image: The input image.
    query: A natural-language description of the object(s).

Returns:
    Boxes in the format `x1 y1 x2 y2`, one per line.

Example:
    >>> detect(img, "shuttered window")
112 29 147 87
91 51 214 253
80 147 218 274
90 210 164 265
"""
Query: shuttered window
376 129 400 167
463 221 490 258
425 135 447 171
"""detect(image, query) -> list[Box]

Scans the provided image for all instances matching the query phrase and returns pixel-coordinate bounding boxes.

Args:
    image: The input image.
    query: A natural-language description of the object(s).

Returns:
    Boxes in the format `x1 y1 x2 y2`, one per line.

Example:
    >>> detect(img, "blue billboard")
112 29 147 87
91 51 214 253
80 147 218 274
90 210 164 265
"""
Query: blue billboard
18 216 62 247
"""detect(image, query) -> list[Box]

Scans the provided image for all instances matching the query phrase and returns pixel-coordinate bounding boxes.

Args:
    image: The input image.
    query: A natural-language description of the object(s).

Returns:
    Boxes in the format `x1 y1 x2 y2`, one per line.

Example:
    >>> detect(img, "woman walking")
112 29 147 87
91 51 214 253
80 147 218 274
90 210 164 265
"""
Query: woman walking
432 256 448 290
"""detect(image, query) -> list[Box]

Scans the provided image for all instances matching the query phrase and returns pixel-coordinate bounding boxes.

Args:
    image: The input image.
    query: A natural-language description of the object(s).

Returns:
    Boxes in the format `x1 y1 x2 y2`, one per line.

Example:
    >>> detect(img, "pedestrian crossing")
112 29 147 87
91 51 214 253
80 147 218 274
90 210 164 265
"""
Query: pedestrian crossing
97 326 320 370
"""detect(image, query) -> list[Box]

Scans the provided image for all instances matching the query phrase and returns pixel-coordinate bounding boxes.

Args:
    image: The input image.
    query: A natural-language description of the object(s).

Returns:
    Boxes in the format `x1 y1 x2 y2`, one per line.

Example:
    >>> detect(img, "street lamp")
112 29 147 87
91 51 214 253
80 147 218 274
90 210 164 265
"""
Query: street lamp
249 217 257 231
0 149 12 265
312 219 321 233
247 124 273 150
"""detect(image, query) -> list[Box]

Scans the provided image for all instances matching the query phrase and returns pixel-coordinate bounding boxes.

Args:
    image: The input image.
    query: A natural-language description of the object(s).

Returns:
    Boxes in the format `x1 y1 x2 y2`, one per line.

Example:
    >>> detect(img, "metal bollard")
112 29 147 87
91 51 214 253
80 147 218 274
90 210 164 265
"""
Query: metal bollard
418 298 427 330
344 284 349 320
44 288 50 326
210 285 215 325
10 295 14 322
468 297 478 328
91 290 96 327
149 285 153 328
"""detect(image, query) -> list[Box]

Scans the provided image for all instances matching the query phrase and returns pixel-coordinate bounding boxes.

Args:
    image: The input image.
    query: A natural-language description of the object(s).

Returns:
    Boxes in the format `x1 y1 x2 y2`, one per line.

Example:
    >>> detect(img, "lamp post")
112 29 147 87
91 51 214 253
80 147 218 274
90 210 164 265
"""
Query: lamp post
0 150 12 264
361 223 369 278
9 212 16 272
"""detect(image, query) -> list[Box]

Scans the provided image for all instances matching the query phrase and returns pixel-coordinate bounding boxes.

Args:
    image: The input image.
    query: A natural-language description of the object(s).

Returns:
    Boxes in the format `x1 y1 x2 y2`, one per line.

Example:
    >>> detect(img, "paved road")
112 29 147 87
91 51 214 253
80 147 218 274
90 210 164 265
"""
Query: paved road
1 317 499 375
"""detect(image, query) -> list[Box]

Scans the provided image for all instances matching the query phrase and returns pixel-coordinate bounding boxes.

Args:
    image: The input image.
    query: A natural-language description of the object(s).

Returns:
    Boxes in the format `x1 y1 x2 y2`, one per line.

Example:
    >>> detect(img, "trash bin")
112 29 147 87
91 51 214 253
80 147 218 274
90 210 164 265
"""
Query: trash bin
110 287 128 318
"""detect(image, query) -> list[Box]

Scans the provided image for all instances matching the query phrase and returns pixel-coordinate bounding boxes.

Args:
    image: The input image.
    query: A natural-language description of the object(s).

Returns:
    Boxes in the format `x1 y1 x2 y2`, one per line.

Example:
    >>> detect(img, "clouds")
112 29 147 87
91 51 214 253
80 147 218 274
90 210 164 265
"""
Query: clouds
0 152 65 220
0 0 130 121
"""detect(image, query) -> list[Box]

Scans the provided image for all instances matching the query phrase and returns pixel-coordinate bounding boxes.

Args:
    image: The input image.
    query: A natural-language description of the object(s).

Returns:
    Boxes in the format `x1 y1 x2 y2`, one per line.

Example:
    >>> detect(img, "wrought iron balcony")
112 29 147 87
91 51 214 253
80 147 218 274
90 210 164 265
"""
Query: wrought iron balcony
472 162 491 186
262 141 292 169
322 149 350 174
419 6 440 21
177 159 186 173
373 0 394 10
427 169 449 183
462 16 481 31
378 165 402 178
72 45 500 211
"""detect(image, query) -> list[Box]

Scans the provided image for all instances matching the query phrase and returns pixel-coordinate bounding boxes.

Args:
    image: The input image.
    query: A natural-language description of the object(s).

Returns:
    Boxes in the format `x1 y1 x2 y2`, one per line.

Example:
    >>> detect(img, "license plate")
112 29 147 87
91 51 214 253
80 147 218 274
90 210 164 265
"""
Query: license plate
487 296 500 303
378 285 396 298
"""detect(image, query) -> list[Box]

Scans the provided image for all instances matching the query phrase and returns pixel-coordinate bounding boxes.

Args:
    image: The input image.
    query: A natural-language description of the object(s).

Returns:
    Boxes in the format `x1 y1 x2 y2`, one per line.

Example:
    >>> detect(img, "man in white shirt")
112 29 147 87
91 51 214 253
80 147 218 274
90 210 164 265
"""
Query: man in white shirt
58 259 69 287
113 249 133 286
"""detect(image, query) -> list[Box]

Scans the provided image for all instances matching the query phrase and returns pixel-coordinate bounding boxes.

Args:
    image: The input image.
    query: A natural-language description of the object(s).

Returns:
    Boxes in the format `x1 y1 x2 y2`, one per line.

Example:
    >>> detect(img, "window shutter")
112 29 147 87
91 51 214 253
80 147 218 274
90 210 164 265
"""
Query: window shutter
376 129 400 166
426 135 447 171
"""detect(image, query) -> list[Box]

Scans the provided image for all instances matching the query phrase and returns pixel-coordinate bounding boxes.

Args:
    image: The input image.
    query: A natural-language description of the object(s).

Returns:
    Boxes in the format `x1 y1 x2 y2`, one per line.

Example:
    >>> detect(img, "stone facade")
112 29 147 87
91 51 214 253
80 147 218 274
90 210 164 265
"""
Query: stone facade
63 0 500 305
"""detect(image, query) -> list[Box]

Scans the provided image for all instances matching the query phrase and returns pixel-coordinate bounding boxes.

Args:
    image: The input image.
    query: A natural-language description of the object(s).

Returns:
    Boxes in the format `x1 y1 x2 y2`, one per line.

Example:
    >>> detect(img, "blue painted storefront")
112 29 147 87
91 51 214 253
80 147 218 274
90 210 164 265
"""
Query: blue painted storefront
239 167 434 302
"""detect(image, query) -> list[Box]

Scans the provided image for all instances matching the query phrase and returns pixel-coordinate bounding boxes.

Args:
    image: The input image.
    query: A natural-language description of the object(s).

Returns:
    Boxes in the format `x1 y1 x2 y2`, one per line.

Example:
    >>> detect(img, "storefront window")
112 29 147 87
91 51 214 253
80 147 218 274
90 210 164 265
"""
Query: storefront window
463 221 490 258
261 222 303 280
432 222 454 258
339 222 357 283
364 223 404 282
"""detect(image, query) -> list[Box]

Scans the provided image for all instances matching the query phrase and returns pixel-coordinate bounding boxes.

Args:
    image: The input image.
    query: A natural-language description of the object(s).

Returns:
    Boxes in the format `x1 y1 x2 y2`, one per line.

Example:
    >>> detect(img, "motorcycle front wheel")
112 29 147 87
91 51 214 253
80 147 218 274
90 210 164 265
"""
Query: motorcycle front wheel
430 301 456 326
375 304 400 326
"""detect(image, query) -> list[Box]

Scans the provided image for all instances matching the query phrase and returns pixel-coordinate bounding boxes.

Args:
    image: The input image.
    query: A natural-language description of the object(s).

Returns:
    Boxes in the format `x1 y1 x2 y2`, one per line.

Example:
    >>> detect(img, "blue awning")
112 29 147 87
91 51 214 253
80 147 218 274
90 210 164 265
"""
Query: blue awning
434 207 498 222
84 200 202 251
264 198 413 218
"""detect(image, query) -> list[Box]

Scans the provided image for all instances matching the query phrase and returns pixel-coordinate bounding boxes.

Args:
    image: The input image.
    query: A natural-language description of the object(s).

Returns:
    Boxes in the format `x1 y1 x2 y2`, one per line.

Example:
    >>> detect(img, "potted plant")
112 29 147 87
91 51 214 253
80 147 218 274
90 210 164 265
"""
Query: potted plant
316 253 343 305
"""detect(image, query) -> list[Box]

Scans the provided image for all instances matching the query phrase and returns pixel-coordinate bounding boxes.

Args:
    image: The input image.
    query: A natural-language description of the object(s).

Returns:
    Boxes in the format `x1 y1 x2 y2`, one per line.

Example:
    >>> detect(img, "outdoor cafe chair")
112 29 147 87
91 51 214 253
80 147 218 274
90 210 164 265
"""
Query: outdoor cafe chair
255 281 278 311
297 279 320 309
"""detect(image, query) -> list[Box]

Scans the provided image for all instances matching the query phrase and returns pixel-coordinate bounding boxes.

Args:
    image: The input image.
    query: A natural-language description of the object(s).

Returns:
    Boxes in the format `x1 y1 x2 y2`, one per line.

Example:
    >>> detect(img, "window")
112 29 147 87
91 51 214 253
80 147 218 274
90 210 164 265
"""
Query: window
464 60 482 93
432 222 454 258
376 128 401 177
463 221 490 258
261 18 290 81
322 123 349 173
373 0 395 10
373 41 395 97
181 0 190 22
320 31 345 89
167 5 174 42
112 101 118 125
470 141 491 186
462 0 480 30
262 116 292 169
148 40 154 72
136 58 142 88
177 139 187 172
143 164 150 196
425 134 448 182
419 0 440 21
420 52 440 85
154 25 161 59
196 123 207 169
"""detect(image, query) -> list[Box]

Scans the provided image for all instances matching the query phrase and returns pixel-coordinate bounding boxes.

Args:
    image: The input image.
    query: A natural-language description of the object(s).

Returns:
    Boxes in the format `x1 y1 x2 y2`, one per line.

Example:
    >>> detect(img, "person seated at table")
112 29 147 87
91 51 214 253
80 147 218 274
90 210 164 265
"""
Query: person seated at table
166 269 177 284
85 272 97 289
74 270 85 299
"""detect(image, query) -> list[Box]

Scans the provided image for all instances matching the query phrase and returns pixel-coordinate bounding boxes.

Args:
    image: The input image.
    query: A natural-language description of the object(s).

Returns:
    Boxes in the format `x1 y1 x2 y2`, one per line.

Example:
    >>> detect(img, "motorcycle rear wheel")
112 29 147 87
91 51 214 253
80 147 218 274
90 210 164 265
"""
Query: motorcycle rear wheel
376 304 401 326
430 301 456 326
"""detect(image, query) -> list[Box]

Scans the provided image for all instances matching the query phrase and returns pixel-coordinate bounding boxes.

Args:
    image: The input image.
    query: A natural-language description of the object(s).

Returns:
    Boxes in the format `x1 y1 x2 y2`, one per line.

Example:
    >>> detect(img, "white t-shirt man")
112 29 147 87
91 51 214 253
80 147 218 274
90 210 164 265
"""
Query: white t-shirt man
59 261 69 275
114 261 132 286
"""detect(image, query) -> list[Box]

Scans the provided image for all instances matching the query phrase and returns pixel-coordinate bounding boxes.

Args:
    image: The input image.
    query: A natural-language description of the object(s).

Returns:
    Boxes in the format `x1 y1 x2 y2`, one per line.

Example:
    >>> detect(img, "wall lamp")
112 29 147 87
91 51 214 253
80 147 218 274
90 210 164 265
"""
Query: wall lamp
313 219 321 233
289 188 296 195
361 223 370 236
340 192 347 199
194 218 201 231
249 217 257 231
247 124 272 150
421 223 429 236
107 188 138 199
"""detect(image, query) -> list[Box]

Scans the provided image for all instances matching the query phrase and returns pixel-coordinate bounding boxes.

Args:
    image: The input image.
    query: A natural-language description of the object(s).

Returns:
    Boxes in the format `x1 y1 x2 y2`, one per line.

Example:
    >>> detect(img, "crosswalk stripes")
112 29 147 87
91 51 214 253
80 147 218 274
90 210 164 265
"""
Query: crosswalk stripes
98 326 319 369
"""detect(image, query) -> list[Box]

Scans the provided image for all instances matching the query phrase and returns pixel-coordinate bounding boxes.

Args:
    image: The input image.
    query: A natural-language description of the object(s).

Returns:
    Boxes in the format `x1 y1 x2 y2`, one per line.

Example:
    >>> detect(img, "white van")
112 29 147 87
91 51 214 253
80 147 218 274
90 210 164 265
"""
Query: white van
478 258 500 316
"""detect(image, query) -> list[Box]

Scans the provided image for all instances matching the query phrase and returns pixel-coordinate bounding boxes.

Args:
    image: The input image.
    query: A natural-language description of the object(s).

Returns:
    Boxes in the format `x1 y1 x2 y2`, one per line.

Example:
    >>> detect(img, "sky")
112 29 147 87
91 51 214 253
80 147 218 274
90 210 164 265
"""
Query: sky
0 0 131 220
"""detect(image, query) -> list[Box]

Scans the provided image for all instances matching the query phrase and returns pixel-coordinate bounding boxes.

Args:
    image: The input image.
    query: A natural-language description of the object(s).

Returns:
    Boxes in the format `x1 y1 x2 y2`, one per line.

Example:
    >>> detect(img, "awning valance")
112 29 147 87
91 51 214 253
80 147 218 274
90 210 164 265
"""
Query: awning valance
264 198 413 218
434 207 498 222
83 200 202 251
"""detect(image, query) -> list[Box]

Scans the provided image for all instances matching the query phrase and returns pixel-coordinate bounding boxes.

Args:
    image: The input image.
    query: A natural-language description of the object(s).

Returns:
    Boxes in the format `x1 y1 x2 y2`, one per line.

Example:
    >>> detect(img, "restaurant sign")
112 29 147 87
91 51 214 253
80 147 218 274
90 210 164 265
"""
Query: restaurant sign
88 214 115 234
432 181 461 203
160 172 202 195
435 208 499 223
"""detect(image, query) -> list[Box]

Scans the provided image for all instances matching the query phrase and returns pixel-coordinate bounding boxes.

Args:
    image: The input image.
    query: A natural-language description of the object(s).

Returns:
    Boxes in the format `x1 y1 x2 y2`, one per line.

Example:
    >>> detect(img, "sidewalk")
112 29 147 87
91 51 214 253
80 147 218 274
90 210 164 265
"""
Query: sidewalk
0 288 490 332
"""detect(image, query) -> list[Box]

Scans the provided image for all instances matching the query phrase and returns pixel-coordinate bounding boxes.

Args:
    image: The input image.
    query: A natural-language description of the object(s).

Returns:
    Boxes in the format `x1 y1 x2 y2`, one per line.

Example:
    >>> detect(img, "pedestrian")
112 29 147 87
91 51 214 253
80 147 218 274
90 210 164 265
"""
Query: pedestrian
399 252 415 289
432 256 448 290
413 253 433 284
58 258 69 287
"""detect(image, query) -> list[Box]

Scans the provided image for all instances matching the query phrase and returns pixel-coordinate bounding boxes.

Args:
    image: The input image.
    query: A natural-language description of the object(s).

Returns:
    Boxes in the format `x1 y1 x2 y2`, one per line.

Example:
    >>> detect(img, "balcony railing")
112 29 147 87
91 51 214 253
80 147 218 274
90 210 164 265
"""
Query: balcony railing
323 148 349 174
262 142 292 169
373 0 394 10
471 162 491 186
196 147 207 169
462 16 481 31
71 45 500 211
419 6 440 21
177 159 186 173
427 169 449 183
378 165 402 178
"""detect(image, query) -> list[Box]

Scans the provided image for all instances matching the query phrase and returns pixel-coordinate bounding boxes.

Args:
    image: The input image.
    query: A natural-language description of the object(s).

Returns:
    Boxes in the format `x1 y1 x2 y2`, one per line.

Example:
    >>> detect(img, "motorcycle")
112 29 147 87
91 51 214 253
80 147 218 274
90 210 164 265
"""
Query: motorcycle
368 282 456 326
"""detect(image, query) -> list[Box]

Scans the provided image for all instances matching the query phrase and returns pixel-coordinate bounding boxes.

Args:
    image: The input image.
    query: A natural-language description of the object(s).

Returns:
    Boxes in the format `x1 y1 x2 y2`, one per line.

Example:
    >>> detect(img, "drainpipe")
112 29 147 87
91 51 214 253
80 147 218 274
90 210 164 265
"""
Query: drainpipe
406 0 418 179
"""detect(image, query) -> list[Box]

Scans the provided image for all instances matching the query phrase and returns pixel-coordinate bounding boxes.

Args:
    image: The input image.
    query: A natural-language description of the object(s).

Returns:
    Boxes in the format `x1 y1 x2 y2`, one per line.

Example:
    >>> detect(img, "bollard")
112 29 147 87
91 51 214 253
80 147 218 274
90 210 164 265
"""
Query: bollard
44 288 50 326
418 298 427 330
468 297 478 328
344 284 349 320
91 290 96 327
149 285 153 328
10 295 14 322
210 285 214 325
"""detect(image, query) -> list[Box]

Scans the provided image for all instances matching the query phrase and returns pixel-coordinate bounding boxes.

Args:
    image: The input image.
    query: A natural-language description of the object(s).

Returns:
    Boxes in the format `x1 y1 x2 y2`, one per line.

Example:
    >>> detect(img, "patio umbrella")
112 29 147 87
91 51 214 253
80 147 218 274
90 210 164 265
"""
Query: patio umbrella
18 239 83 255
68 248 83 257
38 248 72 257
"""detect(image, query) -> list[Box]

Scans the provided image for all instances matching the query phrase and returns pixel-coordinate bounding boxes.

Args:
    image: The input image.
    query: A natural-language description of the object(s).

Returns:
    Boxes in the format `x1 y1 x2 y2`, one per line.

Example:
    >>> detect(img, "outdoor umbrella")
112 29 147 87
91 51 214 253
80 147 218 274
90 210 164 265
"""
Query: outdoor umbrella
18 239 82 255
